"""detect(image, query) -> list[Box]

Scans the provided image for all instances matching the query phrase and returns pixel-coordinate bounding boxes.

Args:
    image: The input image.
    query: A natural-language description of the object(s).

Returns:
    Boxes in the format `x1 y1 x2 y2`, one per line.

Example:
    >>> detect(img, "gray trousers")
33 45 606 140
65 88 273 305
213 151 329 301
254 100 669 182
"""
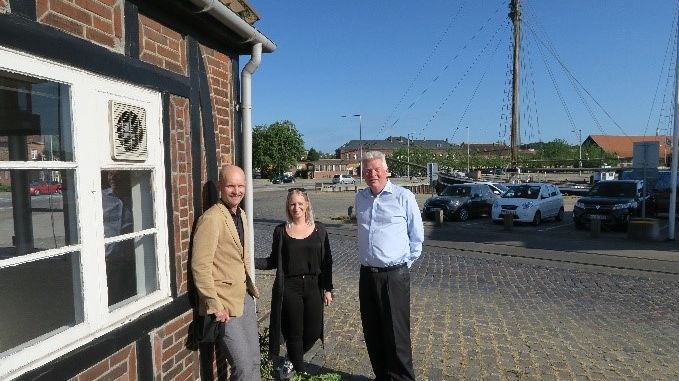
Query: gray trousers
218 294 261 381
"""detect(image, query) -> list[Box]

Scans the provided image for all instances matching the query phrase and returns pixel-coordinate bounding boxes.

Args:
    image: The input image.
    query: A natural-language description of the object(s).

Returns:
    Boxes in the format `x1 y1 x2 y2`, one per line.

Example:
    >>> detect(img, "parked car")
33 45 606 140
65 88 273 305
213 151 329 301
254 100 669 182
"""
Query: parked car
332 174 356 184
491 183 564 225
474 181 509 195
271 174 295 184
650 171 679 215
573 180 652 230
652 185 679 215
29 180 62 196
423 183 501 221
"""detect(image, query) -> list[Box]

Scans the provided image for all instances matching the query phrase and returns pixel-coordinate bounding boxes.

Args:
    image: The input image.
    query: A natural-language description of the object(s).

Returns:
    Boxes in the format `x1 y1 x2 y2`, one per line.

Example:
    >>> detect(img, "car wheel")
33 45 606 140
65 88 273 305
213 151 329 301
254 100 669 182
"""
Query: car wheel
555 207 564 221
532 210 541 226
457 207 469 222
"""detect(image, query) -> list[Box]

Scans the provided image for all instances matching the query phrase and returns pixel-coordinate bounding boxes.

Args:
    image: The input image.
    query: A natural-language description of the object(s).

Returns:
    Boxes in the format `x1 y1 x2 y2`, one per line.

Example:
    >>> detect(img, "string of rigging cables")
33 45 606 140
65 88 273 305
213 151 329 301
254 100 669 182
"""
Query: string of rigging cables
376 3 504 139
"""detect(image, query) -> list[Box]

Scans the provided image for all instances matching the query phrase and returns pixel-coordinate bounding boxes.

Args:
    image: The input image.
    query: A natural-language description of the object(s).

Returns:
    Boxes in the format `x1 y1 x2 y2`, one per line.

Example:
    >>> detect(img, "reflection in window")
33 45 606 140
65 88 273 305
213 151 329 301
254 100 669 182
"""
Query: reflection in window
101 170 156 307
105 235 158 307
0 252 82 354
100 170 154 238
0 169 78 258
0 70 73 162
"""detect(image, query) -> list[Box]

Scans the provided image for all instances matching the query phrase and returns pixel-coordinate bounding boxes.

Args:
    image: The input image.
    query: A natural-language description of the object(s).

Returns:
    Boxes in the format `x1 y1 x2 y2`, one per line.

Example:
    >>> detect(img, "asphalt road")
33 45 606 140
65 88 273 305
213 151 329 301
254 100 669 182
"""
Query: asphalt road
252 185 679 380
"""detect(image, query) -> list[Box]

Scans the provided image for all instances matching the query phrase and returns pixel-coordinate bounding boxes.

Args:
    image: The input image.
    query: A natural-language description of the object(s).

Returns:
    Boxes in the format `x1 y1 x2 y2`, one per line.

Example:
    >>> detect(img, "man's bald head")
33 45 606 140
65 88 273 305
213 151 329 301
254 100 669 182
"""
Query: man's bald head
219 165 246 211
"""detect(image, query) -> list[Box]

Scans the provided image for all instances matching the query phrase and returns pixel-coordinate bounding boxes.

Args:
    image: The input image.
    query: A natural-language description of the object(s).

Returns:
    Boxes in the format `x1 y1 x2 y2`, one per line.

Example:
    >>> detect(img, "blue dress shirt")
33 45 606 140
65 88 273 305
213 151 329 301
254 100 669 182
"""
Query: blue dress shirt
355 181 424 268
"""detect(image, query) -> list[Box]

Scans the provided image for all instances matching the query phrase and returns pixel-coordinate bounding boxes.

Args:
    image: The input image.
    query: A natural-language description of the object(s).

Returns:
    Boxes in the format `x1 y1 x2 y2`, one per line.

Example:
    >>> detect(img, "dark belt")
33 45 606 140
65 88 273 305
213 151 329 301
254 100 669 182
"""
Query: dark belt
361 262 406 273
285 274 318 279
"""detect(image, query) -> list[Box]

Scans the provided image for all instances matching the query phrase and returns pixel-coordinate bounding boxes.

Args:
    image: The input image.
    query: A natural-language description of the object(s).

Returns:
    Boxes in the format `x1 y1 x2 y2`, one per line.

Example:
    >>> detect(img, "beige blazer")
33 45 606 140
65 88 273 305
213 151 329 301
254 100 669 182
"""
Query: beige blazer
191 202 259 317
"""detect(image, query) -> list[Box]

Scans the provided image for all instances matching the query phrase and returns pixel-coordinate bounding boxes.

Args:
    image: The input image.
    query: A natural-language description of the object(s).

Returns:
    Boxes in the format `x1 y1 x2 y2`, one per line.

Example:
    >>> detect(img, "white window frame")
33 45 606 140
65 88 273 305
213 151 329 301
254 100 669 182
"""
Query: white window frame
0 47 171 379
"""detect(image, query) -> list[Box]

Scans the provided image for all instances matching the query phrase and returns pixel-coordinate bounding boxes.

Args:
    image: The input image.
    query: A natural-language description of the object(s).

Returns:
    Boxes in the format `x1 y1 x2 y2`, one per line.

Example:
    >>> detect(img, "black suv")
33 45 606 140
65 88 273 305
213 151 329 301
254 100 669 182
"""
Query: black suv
423 183 502 221
573 180 653 229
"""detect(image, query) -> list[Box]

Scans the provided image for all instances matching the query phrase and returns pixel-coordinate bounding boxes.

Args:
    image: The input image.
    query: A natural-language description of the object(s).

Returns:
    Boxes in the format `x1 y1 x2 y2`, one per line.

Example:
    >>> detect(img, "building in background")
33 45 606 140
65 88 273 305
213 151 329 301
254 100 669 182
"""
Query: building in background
0 0 275 380
584 135 671 167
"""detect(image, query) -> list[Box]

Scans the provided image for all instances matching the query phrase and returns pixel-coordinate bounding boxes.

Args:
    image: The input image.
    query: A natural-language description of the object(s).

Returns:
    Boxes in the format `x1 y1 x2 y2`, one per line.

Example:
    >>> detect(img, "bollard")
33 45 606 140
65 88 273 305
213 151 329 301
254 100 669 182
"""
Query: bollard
434 209 444 226
347 206 354 218
590 218 601 238
503 213 513 230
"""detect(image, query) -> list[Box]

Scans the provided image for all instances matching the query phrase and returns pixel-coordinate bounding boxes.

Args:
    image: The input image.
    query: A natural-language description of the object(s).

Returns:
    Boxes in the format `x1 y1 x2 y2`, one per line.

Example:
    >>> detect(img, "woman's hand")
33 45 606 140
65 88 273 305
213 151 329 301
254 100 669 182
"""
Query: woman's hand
323 291 333 306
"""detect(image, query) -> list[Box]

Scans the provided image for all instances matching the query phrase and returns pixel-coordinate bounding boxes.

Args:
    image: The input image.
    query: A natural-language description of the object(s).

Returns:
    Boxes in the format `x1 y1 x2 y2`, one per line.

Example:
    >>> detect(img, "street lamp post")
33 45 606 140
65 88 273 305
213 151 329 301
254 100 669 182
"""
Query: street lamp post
341 114 362 184
574 129 582 174
466 126 470 174
407 133 411 179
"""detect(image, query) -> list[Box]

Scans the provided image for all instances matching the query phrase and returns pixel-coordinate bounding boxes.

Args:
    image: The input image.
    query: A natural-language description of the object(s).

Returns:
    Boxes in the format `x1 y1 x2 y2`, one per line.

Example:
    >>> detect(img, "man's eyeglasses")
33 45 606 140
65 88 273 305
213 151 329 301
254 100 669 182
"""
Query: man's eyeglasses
287 187 306 193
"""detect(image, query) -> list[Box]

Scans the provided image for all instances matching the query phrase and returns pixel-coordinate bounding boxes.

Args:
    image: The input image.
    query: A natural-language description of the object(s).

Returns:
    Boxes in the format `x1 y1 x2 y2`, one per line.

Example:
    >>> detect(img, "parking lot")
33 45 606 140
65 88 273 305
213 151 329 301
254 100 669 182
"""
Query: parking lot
253 181 679 380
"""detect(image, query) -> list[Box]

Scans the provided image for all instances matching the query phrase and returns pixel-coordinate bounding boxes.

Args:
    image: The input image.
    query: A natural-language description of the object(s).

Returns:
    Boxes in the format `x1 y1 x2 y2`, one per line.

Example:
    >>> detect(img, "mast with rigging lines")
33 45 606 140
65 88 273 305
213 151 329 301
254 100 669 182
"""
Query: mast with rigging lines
509 0 522 167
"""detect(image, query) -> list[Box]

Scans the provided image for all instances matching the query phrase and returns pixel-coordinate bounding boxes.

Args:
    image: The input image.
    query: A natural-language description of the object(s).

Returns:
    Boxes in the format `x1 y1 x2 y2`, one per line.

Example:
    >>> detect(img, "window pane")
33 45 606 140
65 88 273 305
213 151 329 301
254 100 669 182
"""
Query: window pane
0 169 78 259
101 170 154 239
106 234 158 307
0 252 82 355
0 70 74 162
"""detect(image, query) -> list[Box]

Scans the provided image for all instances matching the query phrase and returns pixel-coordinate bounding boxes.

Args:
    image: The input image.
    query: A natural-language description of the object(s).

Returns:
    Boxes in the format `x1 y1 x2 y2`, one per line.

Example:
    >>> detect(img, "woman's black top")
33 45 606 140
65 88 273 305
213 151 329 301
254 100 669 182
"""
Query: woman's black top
282 228 322 277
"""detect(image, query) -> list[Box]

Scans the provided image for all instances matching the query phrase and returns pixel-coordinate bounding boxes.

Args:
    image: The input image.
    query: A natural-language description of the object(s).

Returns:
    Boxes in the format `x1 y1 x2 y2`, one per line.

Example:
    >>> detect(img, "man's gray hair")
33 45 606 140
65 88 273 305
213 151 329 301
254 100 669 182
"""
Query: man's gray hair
362 151 388 169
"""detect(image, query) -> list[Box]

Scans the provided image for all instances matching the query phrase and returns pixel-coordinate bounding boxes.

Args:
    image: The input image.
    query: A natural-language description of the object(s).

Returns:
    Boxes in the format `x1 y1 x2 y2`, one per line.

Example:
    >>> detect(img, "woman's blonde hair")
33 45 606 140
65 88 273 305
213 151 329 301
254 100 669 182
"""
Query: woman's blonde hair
285 189 314 225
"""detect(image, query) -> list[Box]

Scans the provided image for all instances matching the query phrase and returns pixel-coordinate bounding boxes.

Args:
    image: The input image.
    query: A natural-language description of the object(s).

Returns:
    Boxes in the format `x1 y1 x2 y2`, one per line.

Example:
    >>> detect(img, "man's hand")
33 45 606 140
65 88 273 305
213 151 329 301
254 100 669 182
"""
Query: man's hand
215 309 230 323
323 291 333 306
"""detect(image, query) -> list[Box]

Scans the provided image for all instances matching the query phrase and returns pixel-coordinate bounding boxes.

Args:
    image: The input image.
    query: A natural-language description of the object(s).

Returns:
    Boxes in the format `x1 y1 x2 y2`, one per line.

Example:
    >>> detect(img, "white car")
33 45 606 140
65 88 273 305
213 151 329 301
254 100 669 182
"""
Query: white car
491 183 564 225
332 174 356 184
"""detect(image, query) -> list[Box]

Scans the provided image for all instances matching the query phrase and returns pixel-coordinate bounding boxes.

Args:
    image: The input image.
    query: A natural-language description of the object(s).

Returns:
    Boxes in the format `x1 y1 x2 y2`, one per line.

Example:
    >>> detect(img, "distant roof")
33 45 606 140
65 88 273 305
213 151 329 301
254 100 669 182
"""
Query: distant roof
461 143 510 153
586 135 671 158
338 136 455 151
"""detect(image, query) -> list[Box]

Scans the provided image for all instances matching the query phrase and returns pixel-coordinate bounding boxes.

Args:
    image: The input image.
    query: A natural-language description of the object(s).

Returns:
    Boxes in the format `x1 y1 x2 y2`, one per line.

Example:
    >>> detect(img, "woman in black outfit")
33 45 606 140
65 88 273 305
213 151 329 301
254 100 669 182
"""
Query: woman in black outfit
255 188 333 378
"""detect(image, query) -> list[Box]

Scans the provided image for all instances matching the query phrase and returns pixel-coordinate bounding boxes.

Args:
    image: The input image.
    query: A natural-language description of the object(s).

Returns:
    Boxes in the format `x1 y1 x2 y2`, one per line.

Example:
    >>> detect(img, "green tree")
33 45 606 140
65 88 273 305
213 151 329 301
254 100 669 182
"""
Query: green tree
389 146 436 177
252 120 305 178
581 142 619 167
306 147 320 161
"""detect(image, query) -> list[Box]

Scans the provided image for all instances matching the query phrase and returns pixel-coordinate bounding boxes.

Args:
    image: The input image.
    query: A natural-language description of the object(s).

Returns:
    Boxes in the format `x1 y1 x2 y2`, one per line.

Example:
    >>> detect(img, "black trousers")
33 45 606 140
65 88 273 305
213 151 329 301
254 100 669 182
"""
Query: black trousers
359 265 415 381
281 275 323 372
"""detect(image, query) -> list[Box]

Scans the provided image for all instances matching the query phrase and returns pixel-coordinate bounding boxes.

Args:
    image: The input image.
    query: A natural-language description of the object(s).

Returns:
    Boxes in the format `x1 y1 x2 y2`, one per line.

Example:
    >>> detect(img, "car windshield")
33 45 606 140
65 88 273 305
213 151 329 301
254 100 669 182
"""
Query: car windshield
588 182 636 198
441 186 471 197
503 185 541 199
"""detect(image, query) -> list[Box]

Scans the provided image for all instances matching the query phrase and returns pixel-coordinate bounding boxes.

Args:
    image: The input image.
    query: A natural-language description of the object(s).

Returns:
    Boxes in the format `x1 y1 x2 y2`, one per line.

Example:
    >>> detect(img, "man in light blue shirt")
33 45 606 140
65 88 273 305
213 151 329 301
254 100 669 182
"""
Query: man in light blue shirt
355 151 424 381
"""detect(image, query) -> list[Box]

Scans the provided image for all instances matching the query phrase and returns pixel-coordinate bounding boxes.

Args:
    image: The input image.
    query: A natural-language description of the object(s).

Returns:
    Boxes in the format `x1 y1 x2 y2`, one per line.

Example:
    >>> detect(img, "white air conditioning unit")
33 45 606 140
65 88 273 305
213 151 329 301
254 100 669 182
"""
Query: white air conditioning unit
109 101 147 161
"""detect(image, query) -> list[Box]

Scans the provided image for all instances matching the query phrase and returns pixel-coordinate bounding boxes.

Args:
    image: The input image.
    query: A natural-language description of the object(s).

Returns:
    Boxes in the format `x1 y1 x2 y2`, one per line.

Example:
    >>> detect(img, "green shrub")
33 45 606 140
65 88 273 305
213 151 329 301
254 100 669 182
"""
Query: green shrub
260 328 275 380
0 184 11 192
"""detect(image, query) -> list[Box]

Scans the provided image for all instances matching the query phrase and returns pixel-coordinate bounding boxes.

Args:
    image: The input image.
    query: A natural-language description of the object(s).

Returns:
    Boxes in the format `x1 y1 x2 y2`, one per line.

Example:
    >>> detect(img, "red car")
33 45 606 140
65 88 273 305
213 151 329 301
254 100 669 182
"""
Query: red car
29 180 62 196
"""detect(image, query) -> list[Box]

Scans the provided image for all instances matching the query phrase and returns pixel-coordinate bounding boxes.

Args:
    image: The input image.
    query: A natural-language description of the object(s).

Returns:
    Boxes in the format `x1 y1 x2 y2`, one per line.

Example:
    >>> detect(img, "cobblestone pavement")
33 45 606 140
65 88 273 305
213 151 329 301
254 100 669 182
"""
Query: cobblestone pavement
252 190 679 380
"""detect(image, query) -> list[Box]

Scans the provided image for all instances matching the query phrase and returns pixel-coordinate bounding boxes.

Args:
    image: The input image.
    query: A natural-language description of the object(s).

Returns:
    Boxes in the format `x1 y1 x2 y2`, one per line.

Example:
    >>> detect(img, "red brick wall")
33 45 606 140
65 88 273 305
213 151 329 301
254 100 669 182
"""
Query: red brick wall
139 15 187 76
151 311 199 381
36 0 123 52
168 95 193 296
200 45 234 166
67 344 137 381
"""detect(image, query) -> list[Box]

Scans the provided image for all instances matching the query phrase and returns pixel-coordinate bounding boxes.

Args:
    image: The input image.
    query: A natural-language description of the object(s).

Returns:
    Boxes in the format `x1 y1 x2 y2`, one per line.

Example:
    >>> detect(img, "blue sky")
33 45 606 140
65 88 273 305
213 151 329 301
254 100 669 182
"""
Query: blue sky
250 1 678 154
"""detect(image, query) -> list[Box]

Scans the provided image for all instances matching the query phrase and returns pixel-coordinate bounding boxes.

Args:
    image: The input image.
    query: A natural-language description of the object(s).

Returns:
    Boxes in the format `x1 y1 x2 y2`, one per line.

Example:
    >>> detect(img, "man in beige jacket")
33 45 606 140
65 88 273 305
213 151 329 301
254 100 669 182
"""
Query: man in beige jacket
192 165 260 380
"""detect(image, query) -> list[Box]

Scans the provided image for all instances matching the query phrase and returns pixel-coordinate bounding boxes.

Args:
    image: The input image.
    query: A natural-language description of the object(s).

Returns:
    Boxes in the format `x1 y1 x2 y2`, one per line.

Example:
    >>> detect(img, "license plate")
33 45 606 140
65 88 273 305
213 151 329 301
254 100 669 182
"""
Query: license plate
500 210 517 215
589 214 606 220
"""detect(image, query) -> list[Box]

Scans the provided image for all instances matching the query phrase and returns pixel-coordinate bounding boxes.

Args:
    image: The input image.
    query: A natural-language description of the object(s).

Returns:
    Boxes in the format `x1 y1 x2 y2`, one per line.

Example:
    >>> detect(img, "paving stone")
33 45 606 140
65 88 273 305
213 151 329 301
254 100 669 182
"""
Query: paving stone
251 191 679 380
